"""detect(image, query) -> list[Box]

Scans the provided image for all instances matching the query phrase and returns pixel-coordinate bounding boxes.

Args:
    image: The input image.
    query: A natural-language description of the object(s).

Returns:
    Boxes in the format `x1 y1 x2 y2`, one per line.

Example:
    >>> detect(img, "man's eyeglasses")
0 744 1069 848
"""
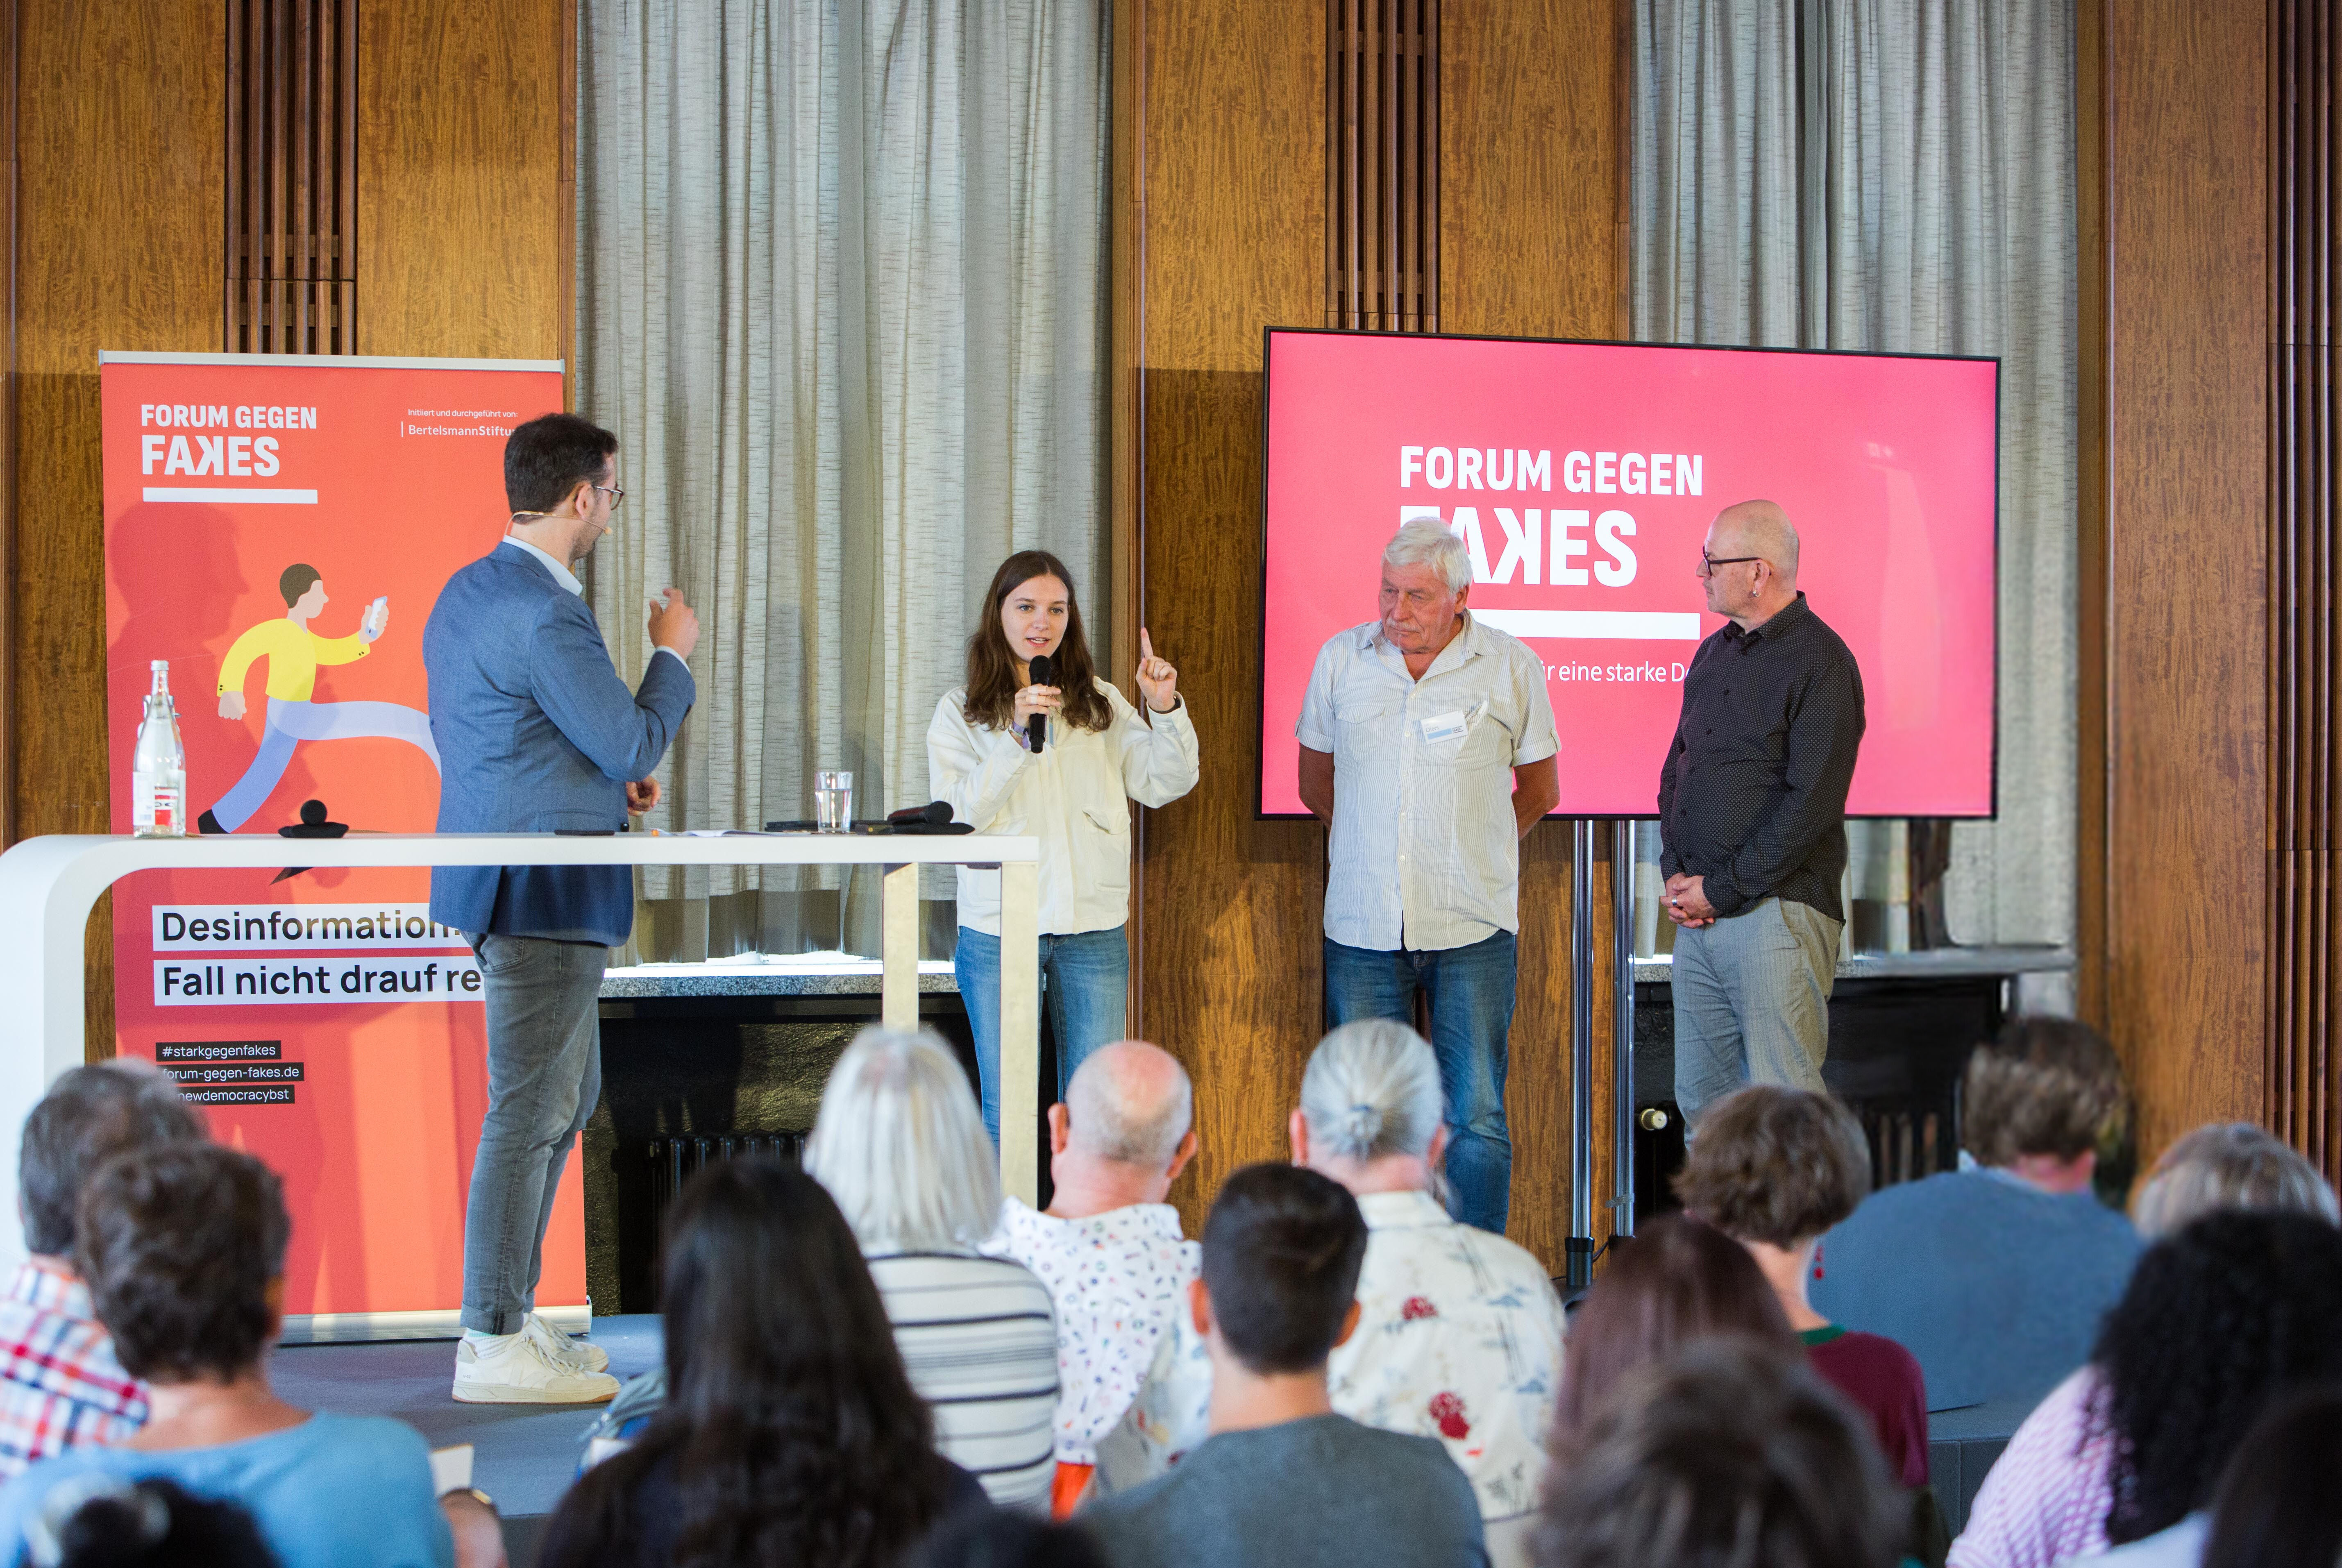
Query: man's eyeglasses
1700 549 1761 574
594 483 626 511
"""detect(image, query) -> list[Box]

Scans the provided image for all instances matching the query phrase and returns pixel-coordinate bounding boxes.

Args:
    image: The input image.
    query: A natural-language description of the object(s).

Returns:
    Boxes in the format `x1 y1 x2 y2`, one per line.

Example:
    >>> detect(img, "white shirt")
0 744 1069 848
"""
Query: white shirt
497 537 685 678
981 1198 1201 1464
1093 1187 1566 1524
929 679 1200 936
1297 614 1559 951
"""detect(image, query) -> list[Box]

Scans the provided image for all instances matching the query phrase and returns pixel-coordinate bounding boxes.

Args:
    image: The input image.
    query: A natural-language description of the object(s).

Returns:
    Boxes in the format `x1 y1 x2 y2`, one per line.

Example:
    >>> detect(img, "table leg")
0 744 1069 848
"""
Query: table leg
881 862 919 1030
998 860 1040 1205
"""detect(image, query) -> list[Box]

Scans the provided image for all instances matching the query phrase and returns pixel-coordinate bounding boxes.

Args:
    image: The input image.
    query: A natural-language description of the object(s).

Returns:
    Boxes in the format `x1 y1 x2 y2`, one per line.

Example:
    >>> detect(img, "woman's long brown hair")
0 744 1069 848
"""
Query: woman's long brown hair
1549 1213 1797 1449
961 549 1113 734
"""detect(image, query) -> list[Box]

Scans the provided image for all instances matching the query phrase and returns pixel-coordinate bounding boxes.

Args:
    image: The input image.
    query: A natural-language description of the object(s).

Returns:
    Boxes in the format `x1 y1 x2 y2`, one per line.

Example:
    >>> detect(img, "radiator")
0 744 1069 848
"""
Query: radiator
646 1132 803 1298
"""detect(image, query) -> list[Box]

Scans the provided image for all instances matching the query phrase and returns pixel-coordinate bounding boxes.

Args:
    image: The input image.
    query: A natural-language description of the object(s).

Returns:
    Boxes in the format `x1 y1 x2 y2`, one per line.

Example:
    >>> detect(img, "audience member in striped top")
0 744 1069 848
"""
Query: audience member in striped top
541 1158 986 1568
1949 1211 2342 1568
807 1026 1061 1513
0 1063 206 1480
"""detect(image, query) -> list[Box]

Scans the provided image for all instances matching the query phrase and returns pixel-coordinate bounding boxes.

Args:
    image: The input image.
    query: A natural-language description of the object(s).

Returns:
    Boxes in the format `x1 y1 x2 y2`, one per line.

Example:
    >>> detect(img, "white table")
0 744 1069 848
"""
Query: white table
0 831 1042 1281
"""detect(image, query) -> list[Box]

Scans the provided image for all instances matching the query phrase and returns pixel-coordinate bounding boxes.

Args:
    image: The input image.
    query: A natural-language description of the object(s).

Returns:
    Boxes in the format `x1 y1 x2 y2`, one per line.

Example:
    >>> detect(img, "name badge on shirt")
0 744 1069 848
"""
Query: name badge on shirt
1421 710 1470 745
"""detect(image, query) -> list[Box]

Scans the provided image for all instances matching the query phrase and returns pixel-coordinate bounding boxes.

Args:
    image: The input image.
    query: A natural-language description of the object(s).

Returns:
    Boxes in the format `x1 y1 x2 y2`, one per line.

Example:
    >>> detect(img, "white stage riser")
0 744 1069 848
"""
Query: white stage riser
278 1303 592 1346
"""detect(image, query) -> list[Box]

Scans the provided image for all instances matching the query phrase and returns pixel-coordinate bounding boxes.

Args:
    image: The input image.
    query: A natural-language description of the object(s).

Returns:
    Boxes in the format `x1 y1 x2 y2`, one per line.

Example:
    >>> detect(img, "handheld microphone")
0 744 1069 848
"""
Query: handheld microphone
1026 654 1054 755
887 801 955 827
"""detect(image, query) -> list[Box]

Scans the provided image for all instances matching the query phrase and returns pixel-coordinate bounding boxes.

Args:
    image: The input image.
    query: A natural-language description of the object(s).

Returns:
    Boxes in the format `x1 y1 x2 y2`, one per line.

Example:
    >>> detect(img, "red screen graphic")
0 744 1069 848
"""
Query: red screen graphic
1259 330 1999 818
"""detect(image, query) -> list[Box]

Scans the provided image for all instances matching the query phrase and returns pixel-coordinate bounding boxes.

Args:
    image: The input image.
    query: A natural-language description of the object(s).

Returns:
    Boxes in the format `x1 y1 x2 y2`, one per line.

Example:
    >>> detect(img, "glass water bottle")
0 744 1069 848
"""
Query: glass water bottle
132 659 187 837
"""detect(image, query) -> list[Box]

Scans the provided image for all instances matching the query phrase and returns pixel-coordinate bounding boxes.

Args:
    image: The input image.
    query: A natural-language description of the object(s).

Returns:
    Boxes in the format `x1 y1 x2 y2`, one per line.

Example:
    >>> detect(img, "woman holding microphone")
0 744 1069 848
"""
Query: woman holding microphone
930 550 1199 1142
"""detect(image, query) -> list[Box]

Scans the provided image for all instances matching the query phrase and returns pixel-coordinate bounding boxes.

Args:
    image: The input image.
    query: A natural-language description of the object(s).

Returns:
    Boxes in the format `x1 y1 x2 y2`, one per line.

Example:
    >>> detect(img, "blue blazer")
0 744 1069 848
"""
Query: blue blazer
423 545 694 947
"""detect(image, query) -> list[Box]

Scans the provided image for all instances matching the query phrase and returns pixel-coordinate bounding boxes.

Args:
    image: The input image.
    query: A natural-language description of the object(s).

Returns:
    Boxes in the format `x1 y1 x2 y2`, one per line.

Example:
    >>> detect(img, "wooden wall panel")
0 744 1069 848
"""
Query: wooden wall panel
1129 0 1627 1271
2079 0 2268 1157
1443 0 1623 1265
356 0 568 360
13 0 226 1050
1130 0 1328 1237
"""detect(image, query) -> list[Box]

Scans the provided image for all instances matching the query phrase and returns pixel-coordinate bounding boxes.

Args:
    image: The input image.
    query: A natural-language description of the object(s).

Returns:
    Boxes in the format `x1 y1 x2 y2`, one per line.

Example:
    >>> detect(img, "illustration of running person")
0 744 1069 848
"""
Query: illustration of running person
197 563 441 834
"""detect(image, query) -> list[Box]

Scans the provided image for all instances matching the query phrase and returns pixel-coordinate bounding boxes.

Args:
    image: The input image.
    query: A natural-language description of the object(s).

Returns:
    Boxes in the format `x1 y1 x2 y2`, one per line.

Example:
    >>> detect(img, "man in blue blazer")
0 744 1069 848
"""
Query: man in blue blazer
424 412 698 1404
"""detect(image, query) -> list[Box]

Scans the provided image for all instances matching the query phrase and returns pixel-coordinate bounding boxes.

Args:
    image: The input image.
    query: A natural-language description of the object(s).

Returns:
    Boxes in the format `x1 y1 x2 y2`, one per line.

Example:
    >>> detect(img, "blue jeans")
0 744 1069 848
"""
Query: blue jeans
461 933 605 1334
955 925 1130 1144
1324 931 1517 1233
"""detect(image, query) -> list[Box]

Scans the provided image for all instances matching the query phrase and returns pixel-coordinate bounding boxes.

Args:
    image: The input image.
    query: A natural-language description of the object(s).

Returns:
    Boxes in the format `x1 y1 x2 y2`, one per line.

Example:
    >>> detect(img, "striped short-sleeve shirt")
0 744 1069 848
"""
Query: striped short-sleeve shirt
867 1250 1059 1513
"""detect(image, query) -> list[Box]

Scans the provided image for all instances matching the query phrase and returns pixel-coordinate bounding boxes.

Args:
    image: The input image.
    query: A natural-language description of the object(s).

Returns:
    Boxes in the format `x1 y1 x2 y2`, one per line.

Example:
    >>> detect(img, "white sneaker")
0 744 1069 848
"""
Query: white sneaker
524 1312 608 1373
452 1330 618 1405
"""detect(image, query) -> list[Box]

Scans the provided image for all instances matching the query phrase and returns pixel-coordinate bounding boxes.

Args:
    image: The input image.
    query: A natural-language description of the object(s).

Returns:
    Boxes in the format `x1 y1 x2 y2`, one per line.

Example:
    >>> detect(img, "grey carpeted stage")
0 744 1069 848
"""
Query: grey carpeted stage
268 1315 665 1567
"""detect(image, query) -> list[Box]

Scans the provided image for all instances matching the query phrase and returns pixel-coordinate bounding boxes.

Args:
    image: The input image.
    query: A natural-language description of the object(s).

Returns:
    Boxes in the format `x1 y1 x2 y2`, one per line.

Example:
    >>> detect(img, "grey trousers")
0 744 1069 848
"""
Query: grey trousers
460 933 606 1335
1672 896 1841 1128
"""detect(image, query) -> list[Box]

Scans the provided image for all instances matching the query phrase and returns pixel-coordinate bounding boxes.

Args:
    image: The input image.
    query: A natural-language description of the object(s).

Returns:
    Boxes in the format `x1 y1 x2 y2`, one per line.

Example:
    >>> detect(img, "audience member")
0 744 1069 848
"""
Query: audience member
0 1064 207 1481
983 1041 1200 1516
1809 1016 2139 1408
1675 1085 1928 1487
807 1028 1059 1511
1552 1212 1795 1443
920 1509 1112 1568
1949 1210 2342 1568
0 1144 452 1568
1534 1337 1902 1568
1091 1024 1560 1563
29 1474 278 1568
1081 1164 1486 1568
540 1159 986 1568
2133 1121 2339 1238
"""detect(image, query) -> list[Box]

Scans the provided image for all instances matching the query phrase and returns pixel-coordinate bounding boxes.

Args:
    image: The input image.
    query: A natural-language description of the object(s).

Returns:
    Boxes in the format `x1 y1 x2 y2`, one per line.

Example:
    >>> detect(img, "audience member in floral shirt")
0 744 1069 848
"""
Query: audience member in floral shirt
0 1062 207 1478
986 1041 1201 1516
1092 1023 1563 1566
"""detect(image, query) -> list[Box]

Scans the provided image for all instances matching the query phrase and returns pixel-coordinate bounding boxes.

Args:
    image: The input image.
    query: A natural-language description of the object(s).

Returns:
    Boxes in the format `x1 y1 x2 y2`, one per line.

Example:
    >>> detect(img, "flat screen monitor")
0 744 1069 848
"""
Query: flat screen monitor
1257 328 1999 819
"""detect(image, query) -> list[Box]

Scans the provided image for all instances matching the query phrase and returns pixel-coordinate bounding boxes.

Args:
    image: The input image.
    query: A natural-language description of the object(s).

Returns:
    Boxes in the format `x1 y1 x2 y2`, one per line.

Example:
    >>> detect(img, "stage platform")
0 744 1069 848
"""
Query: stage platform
268 1315 665 1566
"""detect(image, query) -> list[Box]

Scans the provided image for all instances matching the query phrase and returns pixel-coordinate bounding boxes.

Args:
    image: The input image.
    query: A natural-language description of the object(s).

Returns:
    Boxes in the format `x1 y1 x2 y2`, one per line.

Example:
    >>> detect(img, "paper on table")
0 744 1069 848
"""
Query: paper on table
429 1443 474 1494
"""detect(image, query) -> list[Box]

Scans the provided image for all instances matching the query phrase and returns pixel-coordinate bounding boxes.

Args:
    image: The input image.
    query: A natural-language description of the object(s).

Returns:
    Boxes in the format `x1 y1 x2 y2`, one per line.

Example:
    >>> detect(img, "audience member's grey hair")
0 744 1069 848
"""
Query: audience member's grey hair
2135 1122 2340 1239
805 1027 1001 1252
1067 1046 1192 1168
1383 519 1472 595
1300 1020 1444 1164
20 1061 207 1257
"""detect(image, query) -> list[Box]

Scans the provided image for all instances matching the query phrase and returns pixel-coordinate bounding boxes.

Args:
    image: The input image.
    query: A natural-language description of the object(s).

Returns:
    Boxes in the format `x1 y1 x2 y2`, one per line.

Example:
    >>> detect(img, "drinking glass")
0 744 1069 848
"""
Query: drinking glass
814 770 854 833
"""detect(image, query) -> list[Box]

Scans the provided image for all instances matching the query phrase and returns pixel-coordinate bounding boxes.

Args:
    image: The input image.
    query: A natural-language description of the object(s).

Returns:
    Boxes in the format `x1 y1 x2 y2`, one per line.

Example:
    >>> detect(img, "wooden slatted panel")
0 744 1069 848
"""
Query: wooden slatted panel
2269 0 2339 1176
225 0 356 353
1326 0 1436 331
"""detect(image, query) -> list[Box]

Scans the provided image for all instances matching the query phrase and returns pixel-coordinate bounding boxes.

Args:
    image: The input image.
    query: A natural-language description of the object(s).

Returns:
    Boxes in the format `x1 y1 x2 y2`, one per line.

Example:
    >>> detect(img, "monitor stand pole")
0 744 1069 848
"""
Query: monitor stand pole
1566 819 1598 1295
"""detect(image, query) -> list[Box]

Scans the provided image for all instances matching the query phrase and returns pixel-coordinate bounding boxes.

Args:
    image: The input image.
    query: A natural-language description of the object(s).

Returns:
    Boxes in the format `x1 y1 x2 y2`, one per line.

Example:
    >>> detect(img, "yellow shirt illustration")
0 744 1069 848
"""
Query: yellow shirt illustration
216 619 370 702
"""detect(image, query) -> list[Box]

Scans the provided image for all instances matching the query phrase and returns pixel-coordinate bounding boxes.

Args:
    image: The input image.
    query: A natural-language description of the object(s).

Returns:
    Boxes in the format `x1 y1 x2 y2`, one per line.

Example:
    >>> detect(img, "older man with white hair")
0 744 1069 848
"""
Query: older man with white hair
985 1039 1200 1515
1092 1022 1562 1568
1295 518 1560 1234
1659 499 1865 1127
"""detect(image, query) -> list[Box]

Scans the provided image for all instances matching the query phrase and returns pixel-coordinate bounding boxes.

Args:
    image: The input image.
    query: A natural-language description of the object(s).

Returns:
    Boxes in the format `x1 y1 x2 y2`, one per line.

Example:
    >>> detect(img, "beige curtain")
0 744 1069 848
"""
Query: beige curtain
1633 0 2077 955
576 0 1109 957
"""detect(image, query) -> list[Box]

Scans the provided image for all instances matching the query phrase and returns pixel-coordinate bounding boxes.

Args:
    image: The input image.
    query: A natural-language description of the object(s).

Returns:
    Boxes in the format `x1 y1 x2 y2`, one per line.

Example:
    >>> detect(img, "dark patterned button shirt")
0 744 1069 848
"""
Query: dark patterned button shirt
1657 593 1865 921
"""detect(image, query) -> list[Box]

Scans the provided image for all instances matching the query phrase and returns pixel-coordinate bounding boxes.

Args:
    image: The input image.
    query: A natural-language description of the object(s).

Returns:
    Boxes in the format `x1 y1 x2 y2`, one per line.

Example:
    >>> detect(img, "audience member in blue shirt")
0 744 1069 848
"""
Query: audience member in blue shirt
1809 1016 2141 1411
0 1144 453 1568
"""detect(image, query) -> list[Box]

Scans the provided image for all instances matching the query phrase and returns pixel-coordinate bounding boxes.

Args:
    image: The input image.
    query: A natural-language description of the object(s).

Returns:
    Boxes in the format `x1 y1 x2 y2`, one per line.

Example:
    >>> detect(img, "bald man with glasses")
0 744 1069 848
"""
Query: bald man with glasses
1657 499 1865 1129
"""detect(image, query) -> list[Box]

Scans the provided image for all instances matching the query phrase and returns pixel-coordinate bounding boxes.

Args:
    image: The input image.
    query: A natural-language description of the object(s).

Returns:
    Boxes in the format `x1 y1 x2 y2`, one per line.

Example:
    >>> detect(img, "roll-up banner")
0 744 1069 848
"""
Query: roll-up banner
100 352 571 1340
